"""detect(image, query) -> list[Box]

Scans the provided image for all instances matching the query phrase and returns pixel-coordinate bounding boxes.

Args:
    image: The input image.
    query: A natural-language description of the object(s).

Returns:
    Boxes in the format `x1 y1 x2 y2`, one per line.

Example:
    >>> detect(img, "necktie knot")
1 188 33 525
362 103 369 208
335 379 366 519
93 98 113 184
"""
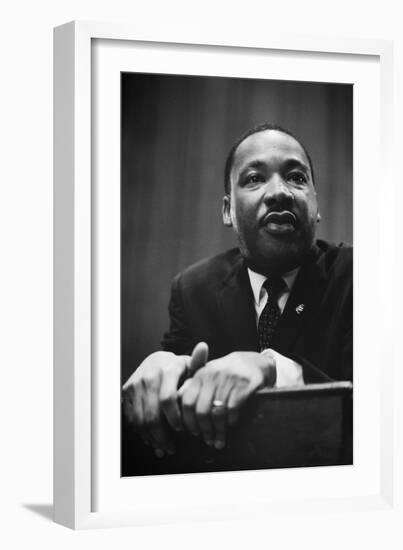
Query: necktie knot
263 276 285 301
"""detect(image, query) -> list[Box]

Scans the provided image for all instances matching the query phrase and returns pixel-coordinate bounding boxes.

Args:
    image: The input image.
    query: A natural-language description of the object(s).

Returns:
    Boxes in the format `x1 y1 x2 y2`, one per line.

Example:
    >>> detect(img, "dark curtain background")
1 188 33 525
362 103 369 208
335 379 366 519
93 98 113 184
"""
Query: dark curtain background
121 73 353 382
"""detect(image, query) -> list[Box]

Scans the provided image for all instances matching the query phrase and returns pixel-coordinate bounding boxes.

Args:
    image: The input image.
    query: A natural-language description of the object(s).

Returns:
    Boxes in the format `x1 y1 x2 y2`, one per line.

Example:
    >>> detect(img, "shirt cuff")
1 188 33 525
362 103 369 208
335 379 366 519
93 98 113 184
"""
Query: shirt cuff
261 349 304 388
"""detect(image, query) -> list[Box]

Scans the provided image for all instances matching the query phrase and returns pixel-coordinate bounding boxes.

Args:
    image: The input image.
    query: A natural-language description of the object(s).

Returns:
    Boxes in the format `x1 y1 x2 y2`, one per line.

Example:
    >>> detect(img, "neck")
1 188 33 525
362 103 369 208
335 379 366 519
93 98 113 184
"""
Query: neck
242 243 316 278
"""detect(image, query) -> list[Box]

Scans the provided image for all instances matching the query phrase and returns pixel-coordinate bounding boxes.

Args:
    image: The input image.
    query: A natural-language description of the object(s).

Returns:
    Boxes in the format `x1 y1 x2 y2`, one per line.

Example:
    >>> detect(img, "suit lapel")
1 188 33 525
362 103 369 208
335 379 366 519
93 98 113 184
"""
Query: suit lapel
273 245 326 352
216 245 327 355
217 255 259 352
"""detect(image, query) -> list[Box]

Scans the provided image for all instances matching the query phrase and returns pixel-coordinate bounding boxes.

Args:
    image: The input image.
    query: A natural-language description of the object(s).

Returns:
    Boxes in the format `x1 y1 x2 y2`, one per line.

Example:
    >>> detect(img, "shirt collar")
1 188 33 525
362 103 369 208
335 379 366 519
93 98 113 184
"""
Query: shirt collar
247 266 300 306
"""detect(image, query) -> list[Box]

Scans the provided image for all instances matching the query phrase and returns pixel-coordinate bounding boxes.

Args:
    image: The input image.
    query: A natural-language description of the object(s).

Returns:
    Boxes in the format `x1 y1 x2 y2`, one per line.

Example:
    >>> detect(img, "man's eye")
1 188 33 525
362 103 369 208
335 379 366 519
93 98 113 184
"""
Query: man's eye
245 173 264 185
288 172 307 185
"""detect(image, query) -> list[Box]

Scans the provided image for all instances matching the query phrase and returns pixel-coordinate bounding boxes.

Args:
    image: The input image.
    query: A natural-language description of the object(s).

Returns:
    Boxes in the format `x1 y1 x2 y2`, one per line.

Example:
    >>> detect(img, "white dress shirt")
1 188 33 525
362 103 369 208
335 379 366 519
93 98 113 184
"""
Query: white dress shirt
247 267 304 388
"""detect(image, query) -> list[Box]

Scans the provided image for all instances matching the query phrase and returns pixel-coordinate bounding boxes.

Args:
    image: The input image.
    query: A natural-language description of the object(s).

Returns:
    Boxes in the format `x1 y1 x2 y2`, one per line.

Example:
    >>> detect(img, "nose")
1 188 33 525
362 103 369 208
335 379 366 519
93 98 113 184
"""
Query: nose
262 174 294 207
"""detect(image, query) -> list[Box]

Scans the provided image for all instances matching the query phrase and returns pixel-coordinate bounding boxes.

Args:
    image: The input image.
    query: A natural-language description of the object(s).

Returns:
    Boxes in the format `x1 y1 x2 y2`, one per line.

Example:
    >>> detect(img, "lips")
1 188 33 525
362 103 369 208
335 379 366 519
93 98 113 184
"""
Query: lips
261 211 297 235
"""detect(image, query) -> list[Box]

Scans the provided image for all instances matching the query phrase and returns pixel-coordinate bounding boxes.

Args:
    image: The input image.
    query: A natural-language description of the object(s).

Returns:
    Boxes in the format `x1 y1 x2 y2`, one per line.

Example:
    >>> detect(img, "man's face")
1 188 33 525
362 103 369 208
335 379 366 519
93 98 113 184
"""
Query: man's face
222 130 320 274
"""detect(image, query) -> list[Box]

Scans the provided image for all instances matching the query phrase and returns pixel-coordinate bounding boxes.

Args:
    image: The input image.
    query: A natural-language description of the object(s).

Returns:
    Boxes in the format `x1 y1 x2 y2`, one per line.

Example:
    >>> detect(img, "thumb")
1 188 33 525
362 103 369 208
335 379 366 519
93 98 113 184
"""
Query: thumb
187 341 209 376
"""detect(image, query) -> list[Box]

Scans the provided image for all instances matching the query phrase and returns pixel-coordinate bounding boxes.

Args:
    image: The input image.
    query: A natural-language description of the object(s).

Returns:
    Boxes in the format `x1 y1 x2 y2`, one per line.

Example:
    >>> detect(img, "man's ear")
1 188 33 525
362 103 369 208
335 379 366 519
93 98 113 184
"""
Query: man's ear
222 195 233 227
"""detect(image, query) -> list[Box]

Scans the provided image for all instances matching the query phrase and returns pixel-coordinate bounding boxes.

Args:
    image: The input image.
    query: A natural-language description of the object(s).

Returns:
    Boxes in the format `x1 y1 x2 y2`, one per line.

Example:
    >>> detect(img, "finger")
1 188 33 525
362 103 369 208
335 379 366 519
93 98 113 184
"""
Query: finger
187 342 209 376
121 385 136 424
142 378 174 456
177 378 193 404
122 384 146 430
195 377 216 446
180 377 201 436
226 382 250 427
176 355 192 388
122 385 154 448
211 379 235 450
159 359 185 432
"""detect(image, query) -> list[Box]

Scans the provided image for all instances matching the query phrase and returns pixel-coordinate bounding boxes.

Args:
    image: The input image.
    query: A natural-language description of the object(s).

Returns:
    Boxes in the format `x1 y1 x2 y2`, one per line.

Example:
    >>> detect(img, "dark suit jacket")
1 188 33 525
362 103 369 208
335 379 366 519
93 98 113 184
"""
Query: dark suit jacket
161 239 353 383
122 240 352 475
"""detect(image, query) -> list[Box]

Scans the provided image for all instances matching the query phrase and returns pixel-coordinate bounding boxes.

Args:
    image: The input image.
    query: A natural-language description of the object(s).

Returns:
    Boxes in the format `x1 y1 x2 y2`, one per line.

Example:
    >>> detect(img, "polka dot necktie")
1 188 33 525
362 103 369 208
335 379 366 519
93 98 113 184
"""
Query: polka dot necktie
257 277 285 352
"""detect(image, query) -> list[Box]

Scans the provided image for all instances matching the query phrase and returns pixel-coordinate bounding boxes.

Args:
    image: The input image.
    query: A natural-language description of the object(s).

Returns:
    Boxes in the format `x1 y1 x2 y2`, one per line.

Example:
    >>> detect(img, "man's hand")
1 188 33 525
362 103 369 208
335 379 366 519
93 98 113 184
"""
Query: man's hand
122 343 209 457
178 351 276 450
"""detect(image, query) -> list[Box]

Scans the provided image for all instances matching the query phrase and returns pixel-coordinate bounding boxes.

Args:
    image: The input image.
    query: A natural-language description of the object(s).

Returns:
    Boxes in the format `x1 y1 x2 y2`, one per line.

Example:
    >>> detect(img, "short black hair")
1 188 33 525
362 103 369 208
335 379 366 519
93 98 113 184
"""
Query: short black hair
224 123 315 194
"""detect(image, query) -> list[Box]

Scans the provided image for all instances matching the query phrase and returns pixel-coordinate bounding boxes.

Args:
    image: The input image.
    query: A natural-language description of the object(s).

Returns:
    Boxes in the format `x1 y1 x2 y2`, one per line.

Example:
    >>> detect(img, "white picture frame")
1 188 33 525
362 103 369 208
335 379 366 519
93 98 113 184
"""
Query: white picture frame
54 20 396 530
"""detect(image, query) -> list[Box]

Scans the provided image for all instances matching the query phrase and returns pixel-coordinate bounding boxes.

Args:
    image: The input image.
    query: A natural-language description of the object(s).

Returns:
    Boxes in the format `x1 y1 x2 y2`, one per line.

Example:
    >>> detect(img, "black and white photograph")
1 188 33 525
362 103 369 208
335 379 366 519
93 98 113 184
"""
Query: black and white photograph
120 73 353 477
2 0 400 542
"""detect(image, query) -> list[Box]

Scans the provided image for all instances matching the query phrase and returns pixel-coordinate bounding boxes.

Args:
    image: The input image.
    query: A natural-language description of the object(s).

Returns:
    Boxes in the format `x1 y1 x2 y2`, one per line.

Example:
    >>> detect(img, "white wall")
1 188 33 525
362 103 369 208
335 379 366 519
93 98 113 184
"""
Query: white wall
0 0 402 547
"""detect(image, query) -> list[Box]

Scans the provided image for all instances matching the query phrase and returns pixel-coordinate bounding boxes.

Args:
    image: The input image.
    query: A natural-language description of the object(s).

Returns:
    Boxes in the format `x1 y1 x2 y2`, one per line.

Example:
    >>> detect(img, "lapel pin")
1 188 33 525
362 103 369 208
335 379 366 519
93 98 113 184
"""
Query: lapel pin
295 304 305 315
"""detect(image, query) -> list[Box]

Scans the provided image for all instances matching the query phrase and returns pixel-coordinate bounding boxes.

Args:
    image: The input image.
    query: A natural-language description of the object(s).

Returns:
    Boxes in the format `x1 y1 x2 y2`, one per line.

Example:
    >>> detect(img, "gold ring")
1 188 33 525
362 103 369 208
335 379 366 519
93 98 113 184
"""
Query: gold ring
212 399 225 408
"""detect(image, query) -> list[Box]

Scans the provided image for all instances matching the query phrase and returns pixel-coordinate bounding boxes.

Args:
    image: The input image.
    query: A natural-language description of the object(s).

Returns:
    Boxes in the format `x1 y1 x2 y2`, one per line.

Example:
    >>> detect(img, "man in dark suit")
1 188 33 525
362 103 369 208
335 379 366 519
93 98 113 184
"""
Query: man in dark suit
122 123 352 459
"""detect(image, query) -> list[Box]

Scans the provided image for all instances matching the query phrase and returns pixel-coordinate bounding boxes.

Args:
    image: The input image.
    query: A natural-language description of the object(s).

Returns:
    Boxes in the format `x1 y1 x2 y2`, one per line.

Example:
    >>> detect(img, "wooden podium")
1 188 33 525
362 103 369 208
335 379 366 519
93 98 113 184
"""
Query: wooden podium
121 382 353 476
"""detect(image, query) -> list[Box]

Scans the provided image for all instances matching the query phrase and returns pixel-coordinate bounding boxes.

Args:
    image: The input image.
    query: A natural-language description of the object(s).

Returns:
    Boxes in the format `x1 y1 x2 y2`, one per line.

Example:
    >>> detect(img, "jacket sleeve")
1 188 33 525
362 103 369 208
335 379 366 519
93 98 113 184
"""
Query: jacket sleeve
160 274 196 356
277 344 352 384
